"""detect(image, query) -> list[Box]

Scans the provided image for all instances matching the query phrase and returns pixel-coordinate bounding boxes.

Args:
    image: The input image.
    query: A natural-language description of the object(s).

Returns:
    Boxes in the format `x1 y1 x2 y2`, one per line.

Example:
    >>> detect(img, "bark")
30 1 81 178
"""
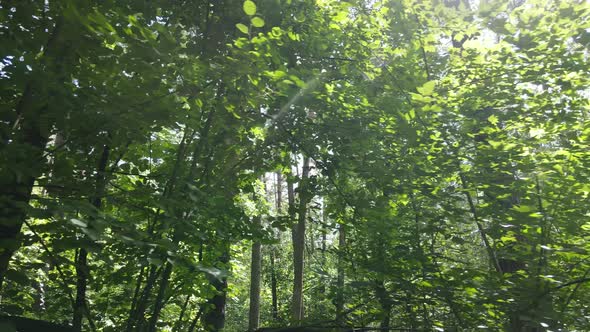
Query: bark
73 248 88 331
125 265 162 332
131 129 192 332
146 107 215 331
125 267 146 331
73 143 110 331
291 157 311 323
147 262 173 332
270 172 282 320
248 217 262 331
0 16 71 289
270 249 279 320
276 172 283 212
201 245 230 331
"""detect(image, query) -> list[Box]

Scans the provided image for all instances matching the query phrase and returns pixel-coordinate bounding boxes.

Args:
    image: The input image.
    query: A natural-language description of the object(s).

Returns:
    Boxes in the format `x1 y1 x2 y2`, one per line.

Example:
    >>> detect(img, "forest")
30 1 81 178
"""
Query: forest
0 0 589 331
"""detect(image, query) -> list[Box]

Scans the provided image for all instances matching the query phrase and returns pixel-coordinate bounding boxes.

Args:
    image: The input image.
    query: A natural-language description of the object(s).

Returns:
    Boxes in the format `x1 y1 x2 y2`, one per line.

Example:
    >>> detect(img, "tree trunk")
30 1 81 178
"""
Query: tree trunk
126 265 162 332
276 172 283 213
125 267 146 331
335 223 346 324
73 144 110 331
269 172 283 320
270 249 279 321
202 245 230 331
131 129 192 331
187 306 203 332
249 217 262 331
73 248 88 331
172 295 191 332
147 262 173 332
0 16 71 289
291 157 311 323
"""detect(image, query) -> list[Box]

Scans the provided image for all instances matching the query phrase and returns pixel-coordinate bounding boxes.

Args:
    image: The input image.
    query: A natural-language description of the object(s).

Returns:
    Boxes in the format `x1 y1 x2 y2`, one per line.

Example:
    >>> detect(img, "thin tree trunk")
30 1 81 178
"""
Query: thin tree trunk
335 223 346 324
270 249 279 321
276 172 283 212
147 262 173 332
146 108 215 331
459 174 502 273
291 157 311 323
125 267 146 331
73 248 88 331
135 129 192 332
172 295 191 332
270 172 282 321
126 265 162 332
248 217 262 331
73 144 110 331
202 245 230 331
187 306 204 332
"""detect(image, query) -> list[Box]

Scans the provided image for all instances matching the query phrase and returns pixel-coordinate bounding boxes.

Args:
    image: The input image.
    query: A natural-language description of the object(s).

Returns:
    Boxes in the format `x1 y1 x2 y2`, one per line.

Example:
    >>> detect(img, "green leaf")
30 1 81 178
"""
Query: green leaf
243 0 257 16
487 114 499 126
236 23 249 34
501 235 517 243
465 287 478 296
529 127 545 138
251 16 265 28
417 80 436 96
513 205 534 213
419 280 433 287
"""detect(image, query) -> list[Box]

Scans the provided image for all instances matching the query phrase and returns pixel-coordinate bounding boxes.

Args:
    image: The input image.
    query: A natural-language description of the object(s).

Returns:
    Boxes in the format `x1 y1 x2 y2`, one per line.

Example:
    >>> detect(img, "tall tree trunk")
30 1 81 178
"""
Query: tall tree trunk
202 245 230 331
73 144 110 331
276 172 283 213
248 217 262 331
147 262 173 332
126 266 162 332
125 267 146 331
291 157 311 323
73 248 88 331
270 172 282 321
133 129 192 332
270 249 279 321
147 110 214 331
335 223 346 324
0 16 71 288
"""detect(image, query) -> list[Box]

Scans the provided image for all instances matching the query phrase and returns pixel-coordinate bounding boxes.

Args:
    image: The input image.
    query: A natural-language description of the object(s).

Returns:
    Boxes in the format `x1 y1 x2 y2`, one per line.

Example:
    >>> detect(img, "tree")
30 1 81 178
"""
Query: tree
1 0 589 331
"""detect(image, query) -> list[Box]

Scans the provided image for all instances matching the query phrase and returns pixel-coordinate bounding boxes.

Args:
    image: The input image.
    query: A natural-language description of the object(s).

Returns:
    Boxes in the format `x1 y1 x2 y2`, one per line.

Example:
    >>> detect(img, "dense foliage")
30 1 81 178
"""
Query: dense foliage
0 0 589 331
